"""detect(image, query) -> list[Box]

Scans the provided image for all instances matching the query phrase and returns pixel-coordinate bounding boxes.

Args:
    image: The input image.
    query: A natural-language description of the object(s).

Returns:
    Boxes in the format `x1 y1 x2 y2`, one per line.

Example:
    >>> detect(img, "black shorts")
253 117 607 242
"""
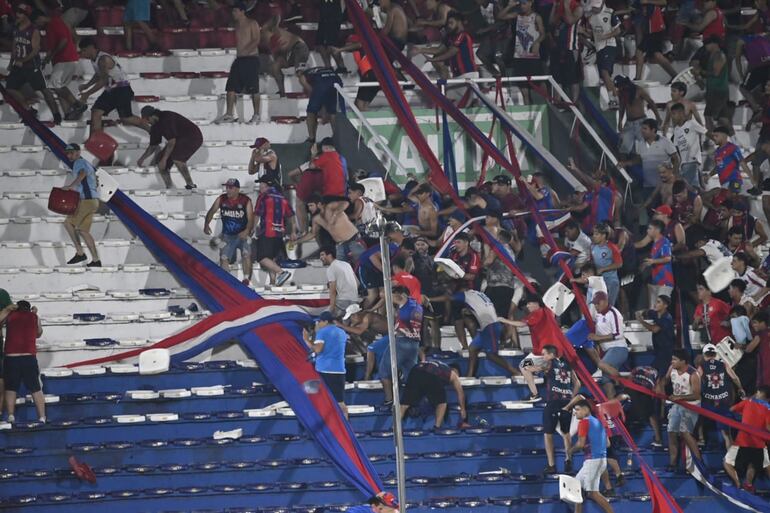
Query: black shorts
736 446 765 477
402 367 446 407
357 264 384 290
640 31 665 56
705 90 730 119
254 236 285 261
3 355 41 393
743 64 770 92
93 85 135 118
226 56 260 94
356 70 380 104
485 286 515 317
6 65 46 91
550 48 579 87
320 372 346 402
307 77 342 114
511 58 543 78
317 4 342 46
543 399 572 434
596 46 617 75
626 389 655 421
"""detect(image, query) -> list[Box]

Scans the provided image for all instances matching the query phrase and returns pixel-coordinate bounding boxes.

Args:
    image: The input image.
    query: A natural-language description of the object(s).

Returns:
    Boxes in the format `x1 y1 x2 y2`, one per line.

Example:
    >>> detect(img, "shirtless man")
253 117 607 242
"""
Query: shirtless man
409 0 452 45
216 4 261 124
614 76 660 155
643 163 677 210
335 307 389 359
406 183 439 240
297 197 366 266
262 17 310 97
661 81 704 133
380 0 409 50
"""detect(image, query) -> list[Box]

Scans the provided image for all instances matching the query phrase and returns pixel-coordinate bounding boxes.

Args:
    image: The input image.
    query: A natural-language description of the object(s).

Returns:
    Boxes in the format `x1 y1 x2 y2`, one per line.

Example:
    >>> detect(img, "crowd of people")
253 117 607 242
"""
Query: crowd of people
5 0 770 510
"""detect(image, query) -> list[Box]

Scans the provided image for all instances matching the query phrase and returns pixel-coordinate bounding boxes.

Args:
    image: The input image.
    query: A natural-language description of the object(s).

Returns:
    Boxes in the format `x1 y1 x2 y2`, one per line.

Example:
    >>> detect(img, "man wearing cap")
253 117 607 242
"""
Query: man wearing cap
32 9 87 121
6 4 61 123
336 306 389 366
253 176 295 286
137 107 201 190
700 343 744 450
307 311 349 418
297 66 343 143
62 143 102 267
204 179 254 285
345 492 399 513
588 290 627 398
216 3 261 124
248 137 281 184
319 246 359 318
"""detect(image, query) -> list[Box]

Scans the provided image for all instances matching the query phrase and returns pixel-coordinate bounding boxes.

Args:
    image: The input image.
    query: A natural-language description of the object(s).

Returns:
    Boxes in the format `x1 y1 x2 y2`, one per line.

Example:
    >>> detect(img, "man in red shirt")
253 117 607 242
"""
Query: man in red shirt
0 301 45 424
727 386 770 491
449 232 481 292
693 279 732 344
32 10 87 120
392 255 421 303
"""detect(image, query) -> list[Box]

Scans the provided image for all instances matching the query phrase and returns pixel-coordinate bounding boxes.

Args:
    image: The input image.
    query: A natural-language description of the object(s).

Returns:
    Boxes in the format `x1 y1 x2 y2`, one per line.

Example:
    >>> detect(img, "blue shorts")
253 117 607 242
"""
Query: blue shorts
596 47 617 76
378 337 420 382
307 77 342 114
357 264 384 290
470 322 503 354
597 346 629 384
124 0 151 22
367 336 389 361
220 233 251 264
667 404 698 433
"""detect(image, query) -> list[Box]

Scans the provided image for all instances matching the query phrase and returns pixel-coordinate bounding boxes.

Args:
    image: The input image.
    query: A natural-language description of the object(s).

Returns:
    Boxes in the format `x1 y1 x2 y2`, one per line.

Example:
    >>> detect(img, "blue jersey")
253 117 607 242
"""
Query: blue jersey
396 298 423 340
70 158 98 200
314 325 347 374
219 193 251 236
702 359 730 402
714 142 744 187
591 242 621 283
303 66 340 85
360 242 400 272
578 415 607 459
346 507 373 513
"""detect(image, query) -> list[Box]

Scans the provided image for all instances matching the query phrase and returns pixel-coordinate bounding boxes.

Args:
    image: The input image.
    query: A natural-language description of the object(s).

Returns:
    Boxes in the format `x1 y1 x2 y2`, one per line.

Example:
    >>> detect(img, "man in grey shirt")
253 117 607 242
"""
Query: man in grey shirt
320 246 360 318
625 119 680 192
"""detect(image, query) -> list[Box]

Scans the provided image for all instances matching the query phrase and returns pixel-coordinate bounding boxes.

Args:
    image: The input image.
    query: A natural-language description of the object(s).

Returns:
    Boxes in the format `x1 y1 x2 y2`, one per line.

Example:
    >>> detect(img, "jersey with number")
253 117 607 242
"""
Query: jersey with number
701 359 730 402
671 365 700 405
395 298 423 340
452 290 498 330
13 25 39 68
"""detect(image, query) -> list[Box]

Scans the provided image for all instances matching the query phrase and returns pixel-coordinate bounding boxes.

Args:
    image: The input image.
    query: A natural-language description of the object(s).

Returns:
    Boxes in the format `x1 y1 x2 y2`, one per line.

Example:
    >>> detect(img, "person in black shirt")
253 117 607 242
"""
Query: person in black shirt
635 295 675 377
400 361 469 428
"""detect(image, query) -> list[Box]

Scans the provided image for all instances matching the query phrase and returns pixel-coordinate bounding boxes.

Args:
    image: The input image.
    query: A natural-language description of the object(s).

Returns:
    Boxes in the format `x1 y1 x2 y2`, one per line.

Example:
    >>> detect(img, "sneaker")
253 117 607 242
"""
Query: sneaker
616 473 626 487
564 459 573 473
608 99 619 109
241 278 251 286
747 186 762 196
651 440 663 448
247 113 260 124
275 271 291 286
7 415 14 423
185 183 197 190
87 260 102 268
543 465 557 475
527 394 542 402
742 482 756 493
215 113 238 124
38 416 46 424
53 112 62 125
604 488 616 497
67 254 87 265
65 102 88 120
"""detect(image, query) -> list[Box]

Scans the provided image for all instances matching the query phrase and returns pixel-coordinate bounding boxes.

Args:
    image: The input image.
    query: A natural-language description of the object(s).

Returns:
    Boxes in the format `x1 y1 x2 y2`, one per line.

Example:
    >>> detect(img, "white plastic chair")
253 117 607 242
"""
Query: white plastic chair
435 257 465 279
543 282 575 316
138 348 170 375
703 257 735 293
716 337 743 368
358 177 387 203
559 474 584 505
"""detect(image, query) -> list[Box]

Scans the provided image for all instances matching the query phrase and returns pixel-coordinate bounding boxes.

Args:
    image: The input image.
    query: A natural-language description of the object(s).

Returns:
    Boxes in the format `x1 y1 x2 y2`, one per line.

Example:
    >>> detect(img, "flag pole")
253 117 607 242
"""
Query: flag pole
378 215 407 508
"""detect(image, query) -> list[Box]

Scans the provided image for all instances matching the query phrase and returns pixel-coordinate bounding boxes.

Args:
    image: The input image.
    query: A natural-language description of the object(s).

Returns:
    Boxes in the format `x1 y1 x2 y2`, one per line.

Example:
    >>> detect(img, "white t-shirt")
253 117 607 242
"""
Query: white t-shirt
326 259 359 302
565 231 593 266
700 239 731 264
738 266 767 299
513 12 540 59
454 289 498 330
593 306 626 350
672 119 707 165
587 7 620 51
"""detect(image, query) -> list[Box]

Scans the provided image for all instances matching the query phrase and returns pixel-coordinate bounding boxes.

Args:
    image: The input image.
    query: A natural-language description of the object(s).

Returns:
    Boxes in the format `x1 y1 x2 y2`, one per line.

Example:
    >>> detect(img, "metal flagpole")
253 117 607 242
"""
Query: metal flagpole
378 215 407 508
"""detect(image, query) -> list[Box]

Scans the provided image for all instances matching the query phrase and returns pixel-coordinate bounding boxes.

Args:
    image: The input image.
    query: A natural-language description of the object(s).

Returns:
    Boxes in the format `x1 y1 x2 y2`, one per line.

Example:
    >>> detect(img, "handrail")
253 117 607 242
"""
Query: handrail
334 82 410 180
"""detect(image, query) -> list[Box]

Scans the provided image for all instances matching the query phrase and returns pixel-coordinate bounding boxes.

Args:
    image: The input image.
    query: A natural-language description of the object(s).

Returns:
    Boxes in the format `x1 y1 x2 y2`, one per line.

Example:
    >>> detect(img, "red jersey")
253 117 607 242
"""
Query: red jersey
393 271 422 301
5 311 39 354
702 8 725 42
312 151 348 197
45 15 78 64
694 298 731 344
254 188 294 238
732 399 770 448
449 31 476 76
449 248 481 290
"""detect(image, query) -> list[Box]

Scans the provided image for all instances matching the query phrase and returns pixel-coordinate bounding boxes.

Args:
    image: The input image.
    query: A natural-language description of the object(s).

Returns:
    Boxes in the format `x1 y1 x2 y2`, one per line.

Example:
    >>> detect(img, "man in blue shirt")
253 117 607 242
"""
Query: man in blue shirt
379 285 422 407
346 492 399 513
635 294 675 377
568 400 614 513
62 143 101 267
309 311 349 418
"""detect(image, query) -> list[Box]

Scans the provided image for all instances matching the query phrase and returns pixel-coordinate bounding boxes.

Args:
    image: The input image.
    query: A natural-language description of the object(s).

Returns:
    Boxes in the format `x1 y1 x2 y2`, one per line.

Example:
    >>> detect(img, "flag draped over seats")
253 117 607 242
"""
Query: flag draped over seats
0 85 383 498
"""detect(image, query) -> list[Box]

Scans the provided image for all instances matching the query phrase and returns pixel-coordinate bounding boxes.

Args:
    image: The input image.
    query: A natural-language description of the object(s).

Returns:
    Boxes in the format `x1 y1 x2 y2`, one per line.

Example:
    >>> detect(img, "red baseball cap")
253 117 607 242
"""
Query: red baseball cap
371 492 399 509
654 204 672 217
250 137 269 149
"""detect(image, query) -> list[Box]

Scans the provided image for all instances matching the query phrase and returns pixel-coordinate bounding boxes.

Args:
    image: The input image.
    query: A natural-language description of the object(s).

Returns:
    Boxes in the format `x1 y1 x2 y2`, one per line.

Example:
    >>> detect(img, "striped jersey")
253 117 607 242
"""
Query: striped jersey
254 188 294 238
448 31 477 76
714 142 744 187
650 236 674 287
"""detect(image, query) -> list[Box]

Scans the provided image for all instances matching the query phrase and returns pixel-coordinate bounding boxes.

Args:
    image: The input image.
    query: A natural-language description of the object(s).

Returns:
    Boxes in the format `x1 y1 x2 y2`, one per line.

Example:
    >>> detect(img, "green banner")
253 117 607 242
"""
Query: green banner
347 105 548 188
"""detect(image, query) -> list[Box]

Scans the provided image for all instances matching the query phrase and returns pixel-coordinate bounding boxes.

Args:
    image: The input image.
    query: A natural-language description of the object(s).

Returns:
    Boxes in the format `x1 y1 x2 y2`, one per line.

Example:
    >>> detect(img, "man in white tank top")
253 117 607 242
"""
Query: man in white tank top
660 349 702 471
77 37 145 139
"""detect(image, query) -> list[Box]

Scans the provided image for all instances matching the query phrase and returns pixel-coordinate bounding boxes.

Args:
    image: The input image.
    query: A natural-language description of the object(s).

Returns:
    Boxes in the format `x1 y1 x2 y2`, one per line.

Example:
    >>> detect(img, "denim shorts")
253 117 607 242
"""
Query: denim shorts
667 403 698 433
220 233 251 264
598 346 629 383
378 337 419 382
